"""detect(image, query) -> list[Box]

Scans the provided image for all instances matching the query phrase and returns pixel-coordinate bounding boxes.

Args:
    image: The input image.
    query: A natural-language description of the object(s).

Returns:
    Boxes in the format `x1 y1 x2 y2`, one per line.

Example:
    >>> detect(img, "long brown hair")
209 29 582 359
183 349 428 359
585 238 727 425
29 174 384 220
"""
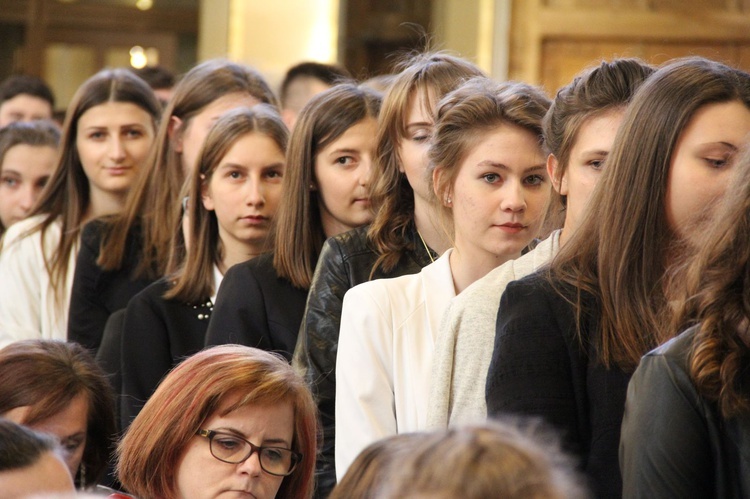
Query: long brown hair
274 83 381 289
548 57 750 370
165 105 288 304
670 146 750 418
367 52 485 274
99 60 277 280
117 345 318 499
0 340 116 487
10 69 160 306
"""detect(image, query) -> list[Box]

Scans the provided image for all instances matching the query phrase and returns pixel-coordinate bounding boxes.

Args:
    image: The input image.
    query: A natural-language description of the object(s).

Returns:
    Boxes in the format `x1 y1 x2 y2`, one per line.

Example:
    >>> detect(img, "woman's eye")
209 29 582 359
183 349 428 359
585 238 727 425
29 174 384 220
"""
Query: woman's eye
589 159 603 170
335 156 355 166
228 171 243 180
263 448 285 463
1 177 19 188
215 437 242 451
524 174 545 186
61 438 82 454
89 131 105 140
482 173 500 184
126 129 144 138
704 157 728 168
265 170 283 179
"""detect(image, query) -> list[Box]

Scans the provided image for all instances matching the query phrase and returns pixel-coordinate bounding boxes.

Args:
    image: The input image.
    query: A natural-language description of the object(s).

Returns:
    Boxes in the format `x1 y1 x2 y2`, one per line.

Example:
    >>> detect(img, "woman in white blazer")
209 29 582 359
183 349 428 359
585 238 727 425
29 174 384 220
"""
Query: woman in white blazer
335 77 552 477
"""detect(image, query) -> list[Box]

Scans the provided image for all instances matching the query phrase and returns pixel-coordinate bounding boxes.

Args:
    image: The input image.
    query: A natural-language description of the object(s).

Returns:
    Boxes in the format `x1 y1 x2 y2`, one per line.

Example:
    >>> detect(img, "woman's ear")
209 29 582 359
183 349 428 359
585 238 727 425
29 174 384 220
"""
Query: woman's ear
432 167 452 207
547 154 568 196
200 174 214 211
168 116 184 153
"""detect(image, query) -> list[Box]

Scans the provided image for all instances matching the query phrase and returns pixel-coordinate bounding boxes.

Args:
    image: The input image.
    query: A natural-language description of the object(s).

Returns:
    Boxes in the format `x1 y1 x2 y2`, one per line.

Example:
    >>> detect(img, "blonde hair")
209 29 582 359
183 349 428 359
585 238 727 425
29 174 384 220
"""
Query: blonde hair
117 345 318 499
376 420 588 499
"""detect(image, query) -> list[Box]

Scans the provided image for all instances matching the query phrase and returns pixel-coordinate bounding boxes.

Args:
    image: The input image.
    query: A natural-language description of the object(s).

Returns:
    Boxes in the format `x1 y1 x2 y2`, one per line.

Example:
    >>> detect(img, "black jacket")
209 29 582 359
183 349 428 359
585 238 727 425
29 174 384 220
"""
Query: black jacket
292 224 436 497
620 325 750 498
68 220 154 352
120 279 212 429
204 252 305 360
486 272 630 499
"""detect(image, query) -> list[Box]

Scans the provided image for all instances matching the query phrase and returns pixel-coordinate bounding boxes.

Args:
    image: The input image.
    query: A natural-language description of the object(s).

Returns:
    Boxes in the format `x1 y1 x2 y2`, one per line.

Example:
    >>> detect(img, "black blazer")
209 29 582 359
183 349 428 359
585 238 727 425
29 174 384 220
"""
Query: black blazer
486 271 631 499
204 252 306 360
120 279 212 428
68 220 154 352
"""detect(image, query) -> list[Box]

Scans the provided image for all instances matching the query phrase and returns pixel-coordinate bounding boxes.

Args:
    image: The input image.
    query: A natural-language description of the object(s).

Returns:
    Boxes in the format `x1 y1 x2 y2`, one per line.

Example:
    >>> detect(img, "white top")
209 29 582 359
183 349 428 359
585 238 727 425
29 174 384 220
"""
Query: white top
335 250 455 479
211 264 224 305
426 231 561 428
0 215 79 348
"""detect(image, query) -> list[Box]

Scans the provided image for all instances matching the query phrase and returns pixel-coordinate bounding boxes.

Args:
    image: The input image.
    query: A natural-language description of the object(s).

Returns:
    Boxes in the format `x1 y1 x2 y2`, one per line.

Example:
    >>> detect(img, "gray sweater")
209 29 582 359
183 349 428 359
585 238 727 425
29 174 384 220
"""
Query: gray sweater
426 230 561 428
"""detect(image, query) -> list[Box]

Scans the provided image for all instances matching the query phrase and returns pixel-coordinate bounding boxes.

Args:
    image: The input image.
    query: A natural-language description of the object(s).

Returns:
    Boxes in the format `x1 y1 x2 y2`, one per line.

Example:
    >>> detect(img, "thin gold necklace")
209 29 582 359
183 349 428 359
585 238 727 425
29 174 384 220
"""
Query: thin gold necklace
417 230 435 264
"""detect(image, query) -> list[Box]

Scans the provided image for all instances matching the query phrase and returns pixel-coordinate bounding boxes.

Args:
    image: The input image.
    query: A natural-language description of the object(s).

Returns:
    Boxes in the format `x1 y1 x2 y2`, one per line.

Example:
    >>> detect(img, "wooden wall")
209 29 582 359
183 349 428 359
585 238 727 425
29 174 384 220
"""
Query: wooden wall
510 0 750 94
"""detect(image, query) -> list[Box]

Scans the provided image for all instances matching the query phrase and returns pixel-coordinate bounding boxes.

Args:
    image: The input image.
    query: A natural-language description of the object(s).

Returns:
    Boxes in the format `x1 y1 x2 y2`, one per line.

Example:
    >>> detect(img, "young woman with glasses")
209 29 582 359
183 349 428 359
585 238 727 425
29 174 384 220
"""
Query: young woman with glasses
117 345 317 499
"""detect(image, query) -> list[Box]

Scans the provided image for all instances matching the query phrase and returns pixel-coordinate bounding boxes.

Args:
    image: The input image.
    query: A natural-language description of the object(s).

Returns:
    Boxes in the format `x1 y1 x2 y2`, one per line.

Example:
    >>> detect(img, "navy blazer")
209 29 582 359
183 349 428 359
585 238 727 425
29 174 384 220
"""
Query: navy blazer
204 252 306 360
486 271 631 499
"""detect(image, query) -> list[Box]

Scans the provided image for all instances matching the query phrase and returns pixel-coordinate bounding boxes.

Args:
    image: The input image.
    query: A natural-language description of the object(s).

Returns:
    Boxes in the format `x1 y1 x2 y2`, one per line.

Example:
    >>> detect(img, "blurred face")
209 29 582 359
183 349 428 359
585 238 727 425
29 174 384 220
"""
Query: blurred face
175 399 295 499
176 93 261 174
202 132 285 263
665 100 750 244
553 108 624 241
0 450 75 498
398 89 434 204
76 101 155 202
0 94 53 127
0 144 57 228
2 393 89 477
446 123 548 264
314 117 378 237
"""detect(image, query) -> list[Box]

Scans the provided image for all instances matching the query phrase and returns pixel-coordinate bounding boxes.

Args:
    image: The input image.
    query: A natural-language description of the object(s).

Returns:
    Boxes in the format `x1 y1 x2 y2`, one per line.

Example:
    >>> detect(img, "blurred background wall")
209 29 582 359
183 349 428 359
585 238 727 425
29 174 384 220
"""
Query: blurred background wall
2 0 750 111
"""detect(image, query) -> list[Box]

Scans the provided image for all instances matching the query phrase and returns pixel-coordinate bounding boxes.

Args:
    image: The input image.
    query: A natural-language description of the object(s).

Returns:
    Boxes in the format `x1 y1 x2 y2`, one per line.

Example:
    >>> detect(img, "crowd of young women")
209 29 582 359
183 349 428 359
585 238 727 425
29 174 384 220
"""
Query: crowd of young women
1 50 750 499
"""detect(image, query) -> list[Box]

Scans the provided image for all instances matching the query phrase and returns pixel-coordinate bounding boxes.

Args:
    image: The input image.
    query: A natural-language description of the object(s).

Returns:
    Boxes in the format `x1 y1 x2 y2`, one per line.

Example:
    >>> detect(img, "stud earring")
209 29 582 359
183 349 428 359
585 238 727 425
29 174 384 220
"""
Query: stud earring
445 196 452 206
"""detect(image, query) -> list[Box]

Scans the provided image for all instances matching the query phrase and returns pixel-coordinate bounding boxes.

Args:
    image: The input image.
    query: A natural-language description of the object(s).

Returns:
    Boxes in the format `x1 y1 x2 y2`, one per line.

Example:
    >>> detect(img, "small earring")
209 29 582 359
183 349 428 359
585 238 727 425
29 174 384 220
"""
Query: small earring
445 196 452 206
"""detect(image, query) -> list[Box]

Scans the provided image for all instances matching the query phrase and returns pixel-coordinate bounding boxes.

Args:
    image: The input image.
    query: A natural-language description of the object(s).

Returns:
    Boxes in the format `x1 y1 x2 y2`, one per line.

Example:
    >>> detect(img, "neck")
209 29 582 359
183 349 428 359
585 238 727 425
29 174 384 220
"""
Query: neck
449 247 518 294
320 212 351 239
221 239 264 274
413 196 450 256
85 190 126 223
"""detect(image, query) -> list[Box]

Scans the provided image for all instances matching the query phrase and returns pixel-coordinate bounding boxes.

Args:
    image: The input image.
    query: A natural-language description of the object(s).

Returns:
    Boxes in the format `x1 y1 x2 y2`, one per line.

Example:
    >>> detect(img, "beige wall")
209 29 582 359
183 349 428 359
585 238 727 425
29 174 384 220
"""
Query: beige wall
198 0 340 90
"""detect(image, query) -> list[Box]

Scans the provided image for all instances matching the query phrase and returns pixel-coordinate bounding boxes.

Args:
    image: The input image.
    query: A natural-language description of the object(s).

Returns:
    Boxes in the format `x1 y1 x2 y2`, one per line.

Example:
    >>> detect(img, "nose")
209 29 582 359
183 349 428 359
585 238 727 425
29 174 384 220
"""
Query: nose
109 136 127 163
237 449 263 477
18 184 36 212
245 178 265 207
358 155 373 187
501 179 526 212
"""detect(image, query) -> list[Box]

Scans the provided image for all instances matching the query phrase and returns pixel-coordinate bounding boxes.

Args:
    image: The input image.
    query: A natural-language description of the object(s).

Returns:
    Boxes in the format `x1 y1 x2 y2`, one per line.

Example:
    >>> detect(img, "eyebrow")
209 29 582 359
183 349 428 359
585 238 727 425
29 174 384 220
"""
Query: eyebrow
406 121 432 129
477 161 547 174
216 427 291 447
219 162 285 170
327 148 360 156
701 141 738 150
82 123 147 130
578 149 609 157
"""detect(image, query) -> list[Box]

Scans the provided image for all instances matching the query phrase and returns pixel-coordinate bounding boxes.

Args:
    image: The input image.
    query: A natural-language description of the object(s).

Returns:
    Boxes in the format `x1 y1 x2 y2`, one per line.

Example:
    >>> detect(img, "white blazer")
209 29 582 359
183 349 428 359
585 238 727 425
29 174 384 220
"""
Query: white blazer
335 250 455 479
0 215 77 347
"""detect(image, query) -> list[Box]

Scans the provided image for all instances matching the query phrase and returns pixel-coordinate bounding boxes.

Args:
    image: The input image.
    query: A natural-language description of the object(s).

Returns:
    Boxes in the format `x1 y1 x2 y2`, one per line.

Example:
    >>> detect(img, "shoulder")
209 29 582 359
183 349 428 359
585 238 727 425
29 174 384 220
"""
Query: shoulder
321 226 375 263
640 325 697 373
2 215 48 246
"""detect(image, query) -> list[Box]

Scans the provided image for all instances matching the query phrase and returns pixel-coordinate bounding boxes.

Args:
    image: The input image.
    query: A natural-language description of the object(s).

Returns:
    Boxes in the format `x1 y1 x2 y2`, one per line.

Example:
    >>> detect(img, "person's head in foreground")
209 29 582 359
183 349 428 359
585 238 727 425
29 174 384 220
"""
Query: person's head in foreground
117 345 318 499
0 340 116 489
374 420 589 499
0 417 75 498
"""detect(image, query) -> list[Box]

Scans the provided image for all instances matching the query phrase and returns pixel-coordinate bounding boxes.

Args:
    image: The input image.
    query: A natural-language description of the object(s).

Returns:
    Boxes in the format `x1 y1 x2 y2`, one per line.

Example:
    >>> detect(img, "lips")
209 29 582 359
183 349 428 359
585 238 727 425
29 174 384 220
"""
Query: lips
496 222 526 234
240 215 268 225
104 166 131 175
353 197 370 205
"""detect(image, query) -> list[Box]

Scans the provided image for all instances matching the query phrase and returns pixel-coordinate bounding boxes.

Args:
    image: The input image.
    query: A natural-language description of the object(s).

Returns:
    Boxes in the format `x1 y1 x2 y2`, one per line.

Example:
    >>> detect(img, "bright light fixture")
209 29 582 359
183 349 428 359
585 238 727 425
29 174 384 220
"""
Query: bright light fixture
129 46 148 68
135 0 153 11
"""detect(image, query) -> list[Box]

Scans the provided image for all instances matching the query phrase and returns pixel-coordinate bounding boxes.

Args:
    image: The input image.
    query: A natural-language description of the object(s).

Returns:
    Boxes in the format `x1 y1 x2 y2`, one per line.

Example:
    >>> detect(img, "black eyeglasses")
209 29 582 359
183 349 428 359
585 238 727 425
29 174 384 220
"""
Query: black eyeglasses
196 429 302 477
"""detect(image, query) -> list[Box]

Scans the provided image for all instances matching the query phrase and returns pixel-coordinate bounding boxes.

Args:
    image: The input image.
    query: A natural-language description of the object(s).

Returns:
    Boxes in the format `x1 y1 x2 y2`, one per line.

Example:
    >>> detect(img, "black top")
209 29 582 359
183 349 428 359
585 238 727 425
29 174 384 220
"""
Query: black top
486 271 630 499
620 325 750 498
67 220 154 352
204 252 306 360
293 224 436 497
120 278 212 428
